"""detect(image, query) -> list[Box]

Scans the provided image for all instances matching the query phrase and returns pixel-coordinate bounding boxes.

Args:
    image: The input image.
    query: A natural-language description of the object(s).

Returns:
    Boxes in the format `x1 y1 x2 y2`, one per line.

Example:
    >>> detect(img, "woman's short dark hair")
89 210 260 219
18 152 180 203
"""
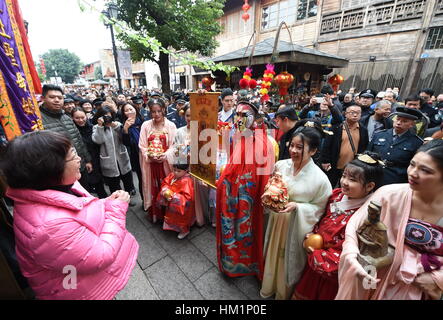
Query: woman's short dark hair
344 151 384 191
417 139 443 172
0 131 71 190
120 102 142 123
71 107 86 117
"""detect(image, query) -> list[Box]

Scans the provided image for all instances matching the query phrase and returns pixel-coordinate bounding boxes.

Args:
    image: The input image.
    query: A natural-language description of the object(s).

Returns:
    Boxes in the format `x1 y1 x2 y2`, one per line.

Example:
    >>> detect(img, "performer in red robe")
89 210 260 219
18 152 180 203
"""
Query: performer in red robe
216 100 275 280
292 152 384 299
157 163 195 239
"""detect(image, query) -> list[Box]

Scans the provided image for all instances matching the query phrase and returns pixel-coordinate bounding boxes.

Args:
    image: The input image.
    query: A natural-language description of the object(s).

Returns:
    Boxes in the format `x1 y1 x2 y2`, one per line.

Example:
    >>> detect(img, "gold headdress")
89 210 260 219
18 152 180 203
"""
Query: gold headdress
300 120 334 135
357 154 385 166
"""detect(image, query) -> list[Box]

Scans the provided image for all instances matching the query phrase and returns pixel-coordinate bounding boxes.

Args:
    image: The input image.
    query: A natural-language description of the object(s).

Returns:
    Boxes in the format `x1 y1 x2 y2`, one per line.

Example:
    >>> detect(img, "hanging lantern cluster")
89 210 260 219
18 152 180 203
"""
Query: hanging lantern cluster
274 71 295 102
242 0 251 22
327 74 344 92
201 76 214 91
239 67 257 90
260 64 275 102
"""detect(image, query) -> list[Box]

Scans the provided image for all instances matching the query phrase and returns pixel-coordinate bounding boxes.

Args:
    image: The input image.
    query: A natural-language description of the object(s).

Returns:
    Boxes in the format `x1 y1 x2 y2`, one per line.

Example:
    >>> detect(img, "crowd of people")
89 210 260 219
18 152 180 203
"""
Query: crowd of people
0 82 442 300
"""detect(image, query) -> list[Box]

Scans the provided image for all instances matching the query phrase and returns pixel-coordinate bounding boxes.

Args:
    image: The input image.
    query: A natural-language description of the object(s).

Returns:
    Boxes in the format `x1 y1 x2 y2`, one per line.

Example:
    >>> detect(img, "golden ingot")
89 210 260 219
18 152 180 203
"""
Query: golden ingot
163 189 174 201
304 234 324 250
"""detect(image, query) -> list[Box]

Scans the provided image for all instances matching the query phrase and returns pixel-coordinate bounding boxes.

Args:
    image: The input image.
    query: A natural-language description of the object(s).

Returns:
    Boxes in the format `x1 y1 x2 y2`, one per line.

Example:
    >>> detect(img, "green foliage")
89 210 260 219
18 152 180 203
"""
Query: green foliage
94 65 103 80
78 0 238 91
116 0 225 56
41 49 82 84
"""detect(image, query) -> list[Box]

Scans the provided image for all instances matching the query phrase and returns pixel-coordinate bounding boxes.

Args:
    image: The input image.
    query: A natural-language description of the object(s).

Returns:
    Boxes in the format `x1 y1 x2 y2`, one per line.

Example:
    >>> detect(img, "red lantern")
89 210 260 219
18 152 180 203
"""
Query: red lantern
274 71 294 98
242 0 250 22
327 74 344 93
201 76 214 90
327 74 344 86
242 3 251 11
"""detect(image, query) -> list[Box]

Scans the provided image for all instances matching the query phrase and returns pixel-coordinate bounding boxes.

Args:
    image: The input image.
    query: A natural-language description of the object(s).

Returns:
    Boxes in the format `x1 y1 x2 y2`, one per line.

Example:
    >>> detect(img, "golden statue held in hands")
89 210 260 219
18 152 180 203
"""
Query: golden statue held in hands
261 172 289 212
357 201 395 269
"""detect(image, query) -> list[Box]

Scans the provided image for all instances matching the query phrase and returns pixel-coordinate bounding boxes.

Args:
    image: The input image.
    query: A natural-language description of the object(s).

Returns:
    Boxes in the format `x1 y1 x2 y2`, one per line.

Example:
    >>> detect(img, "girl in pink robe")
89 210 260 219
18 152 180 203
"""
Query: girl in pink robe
336 140 443 300
139 100 177 221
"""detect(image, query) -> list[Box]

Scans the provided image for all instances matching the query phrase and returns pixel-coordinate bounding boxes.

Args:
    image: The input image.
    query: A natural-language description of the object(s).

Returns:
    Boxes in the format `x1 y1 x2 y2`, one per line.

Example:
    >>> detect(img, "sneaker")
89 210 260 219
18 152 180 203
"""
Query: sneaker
177 231 190 240
212 222 216 228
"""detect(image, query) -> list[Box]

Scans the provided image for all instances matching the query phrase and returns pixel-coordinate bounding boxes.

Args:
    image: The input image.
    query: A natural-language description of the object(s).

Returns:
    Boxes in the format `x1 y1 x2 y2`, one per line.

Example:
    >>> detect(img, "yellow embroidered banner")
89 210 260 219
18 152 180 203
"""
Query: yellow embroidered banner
189 92 220 188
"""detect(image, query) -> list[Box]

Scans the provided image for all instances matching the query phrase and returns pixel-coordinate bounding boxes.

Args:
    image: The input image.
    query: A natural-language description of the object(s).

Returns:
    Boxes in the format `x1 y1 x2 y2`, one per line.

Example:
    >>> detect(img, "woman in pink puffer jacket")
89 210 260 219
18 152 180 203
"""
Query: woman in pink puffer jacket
1 131 139 300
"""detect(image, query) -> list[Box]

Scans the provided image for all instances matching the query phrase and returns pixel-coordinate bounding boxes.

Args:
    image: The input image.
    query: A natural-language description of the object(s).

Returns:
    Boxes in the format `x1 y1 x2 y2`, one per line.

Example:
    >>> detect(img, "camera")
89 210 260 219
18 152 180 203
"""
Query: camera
103 115 113 124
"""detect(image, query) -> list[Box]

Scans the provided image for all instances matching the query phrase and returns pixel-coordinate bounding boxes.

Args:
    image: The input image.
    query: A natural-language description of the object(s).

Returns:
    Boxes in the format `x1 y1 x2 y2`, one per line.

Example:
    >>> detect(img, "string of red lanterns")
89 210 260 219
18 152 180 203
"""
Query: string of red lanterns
242 0 251 22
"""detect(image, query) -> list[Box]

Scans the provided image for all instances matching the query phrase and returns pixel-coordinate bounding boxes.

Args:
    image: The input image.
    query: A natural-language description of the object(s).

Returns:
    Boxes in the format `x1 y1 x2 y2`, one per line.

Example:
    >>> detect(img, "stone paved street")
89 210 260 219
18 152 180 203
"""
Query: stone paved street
115 178 267 300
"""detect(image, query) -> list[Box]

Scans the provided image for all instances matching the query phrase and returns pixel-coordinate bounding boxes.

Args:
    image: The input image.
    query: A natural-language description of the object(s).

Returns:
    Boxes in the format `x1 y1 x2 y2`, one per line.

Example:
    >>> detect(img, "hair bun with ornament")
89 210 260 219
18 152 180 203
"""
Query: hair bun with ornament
356 152 385 167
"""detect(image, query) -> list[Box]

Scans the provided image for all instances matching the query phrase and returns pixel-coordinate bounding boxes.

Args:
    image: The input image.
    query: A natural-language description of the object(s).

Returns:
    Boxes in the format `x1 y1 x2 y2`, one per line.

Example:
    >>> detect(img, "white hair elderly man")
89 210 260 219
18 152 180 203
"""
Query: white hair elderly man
384 91 401 113
360 99 393 141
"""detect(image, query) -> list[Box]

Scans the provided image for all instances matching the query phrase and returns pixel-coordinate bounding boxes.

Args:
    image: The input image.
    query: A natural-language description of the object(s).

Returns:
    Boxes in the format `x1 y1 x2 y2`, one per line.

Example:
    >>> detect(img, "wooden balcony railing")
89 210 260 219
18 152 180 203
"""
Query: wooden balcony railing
320 0 428 35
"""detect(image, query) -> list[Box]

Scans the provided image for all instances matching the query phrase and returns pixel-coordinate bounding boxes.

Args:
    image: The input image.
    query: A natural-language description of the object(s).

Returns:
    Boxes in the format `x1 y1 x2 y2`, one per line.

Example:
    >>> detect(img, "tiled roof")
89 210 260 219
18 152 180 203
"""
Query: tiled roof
212 38 348 63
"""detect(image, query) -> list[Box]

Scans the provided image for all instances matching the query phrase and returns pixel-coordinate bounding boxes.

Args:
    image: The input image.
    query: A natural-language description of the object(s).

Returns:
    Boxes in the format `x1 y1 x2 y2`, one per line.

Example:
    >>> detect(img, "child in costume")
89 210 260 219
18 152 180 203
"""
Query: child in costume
291 151 384 300
157 161 195 239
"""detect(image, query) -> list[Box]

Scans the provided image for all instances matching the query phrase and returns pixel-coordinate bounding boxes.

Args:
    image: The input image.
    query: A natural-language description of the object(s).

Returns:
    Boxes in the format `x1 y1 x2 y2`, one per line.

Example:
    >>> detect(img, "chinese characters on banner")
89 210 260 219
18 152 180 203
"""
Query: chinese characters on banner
189 92 220 188
0 0 43 141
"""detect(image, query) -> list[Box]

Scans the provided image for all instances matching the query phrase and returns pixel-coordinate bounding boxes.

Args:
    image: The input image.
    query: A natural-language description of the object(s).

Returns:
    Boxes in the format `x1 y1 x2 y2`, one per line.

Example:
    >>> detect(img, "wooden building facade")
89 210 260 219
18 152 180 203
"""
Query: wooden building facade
209 0 348 94
318 0 443 96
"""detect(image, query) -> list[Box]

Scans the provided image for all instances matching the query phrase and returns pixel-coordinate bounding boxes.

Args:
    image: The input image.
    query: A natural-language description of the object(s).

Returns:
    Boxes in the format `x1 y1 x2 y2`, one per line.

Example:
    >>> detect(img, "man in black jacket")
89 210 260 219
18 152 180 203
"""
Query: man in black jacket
358 89 377 118
368 107 423 186
40 84 92 189
321 105 369 187
274 105 299 160
417 90 439 128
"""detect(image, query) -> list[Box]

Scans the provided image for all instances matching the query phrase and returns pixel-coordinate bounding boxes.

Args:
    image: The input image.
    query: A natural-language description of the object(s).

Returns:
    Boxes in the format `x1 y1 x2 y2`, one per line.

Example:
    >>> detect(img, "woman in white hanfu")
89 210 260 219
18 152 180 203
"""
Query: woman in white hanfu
260 119 332 300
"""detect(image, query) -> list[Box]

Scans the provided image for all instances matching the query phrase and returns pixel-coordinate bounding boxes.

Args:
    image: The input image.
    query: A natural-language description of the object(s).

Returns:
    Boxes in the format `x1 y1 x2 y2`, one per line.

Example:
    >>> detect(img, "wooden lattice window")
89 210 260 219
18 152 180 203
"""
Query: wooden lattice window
425 27 443 50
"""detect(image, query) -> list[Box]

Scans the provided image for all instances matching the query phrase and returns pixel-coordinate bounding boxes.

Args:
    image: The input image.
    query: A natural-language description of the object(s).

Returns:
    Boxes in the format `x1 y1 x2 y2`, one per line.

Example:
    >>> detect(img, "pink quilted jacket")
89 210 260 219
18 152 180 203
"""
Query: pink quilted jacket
7 181 139 300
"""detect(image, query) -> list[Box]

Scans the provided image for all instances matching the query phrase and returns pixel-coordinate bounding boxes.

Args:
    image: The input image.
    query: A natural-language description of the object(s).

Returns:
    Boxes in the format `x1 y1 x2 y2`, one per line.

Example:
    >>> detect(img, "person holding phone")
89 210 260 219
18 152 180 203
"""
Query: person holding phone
121 102 145 202
92 107 136 198
299 94 343 131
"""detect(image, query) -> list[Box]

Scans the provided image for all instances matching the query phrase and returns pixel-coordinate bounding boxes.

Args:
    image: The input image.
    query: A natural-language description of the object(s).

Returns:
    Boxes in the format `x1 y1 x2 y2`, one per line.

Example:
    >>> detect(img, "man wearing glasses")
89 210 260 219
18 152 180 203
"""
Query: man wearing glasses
321 105 369 187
